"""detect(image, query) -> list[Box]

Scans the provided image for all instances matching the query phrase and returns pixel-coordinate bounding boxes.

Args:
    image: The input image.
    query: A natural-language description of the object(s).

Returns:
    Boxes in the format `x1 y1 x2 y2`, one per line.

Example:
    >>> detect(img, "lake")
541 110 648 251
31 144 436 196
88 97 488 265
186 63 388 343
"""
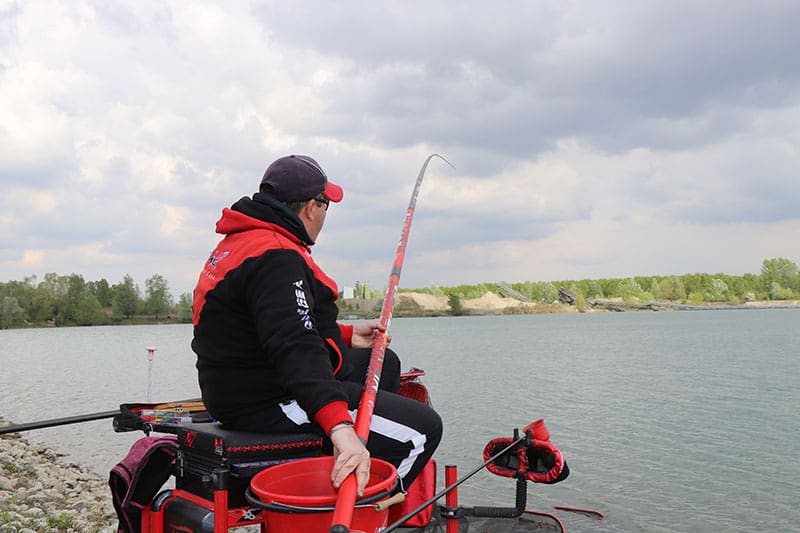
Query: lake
1 310 798 532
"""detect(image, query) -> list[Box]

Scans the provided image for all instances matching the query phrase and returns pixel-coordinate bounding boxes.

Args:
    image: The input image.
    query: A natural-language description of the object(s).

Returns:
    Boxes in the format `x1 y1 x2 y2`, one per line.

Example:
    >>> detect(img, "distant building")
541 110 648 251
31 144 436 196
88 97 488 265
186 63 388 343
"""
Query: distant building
341 286 355 299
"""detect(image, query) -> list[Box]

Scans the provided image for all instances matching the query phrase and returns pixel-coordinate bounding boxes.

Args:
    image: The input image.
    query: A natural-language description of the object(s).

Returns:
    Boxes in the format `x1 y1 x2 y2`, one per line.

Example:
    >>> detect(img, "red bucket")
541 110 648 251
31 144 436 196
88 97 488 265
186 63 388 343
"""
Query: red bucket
250 456 398 533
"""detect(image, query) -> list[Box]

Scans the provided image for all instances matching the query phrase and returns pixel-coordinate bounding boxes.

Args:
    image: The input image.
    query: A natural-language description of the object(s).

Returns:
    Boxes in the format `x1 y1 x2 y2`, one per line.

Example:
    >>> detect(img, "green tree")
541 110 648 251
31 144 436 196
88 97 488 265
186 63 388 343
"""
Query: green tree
617 278 643 301
0 278 36 319
144 274 172 319
585 280 603 298
574 293 587 312
769 281 795 300
0 296 26 328
30 281 57 322
688 291 705 304
428 284 446 297
62 273 87 325
447 293 464 316
760 258 799 297
176 292 194 322
705 278 729 302
74 294 107 326
87 278 113 307
739 273 762 299
655 277 686 301
682 273 711 297
527 282 558 302
38 272 69 325
354 281 373 299
112 275 140 319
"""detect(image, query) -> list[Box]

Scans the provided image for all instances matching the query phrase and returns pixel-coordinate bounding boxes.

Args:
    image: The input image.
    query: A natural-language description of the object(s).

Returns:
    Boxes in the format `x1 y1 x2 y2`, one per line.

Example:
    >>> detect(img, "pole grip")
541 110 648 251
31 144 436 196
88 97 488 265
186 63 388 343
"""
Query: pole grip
330 475 358 530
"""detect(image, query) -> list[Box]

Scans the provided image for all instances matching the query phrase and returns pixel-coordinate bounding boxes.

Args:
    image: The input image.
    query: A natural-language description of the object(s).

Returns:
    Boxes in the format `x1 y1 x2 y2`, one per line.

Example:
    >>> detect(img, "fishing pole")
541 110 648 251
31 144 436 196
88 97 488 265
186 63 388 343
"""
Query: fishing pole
330 153 453 532
0 399 206 436
0 410 120 435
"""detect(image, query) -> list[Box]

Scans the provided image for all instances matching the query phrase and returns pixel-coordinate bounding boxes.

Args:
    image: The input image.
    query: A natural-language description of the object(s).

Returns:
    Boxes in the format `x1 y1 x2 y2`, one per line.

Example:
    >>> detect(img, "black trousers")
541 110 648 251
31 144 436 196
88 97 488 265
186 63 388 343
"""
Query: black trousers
336 346 402 392
230 348 442 488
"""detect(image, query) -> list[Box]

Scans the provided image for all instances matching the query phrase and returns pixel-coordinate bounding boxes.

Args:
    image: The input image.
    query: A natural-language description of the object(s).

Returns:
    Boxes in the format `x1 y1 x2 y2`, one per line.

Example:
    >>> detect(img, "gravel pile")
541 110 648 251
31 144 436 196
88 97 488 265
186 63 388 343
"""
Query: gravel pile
0 423 117 533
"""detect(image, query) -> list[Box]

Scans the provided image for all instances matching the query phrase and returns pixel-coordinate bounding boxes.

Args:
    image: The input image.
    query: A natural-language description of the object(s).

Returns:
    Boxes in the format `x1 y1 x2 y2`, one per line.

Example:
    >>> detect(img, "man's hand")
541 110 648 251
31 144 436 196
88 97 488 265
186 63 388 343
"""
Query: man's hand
350 321 388 349
330 424 371 496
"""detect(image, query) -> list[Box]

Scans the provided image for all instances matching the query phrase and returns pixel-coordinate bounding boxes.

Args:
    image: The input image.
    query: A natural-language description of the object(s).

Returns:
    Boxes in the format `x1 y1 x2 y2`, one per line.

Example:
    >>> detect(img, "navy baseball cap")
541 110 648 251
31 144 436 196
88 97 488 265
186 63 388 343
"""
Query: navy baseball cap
260 155 343 203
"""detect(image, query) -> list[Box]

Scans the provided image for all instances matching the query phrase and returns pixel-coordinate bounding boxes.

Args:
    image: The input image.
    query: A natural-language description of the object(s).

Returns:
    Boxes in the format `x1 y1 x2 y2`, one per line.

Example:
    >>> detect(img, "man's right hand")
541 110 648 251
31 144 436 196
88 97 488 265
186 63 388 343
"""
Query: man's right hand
329 423 371 497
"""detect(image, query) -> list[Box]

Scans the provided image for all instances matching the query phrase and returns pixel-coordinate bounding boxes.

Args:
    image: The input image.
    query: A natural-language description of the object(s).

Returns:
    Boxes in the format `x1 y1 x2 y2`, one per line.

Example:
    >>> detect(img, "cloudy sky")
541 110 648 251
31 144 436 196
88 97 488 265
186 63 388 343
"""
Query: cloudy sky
2 1 799 298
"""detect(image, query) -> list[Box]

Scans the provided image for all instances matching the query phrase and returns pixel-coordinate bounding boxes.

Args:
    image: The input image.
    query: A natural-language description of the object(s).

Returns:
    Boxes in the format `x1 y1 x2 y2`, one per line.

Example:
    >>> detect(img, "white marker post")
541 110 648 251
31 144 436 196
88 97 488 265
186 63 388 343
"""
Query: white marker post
146 347 156 401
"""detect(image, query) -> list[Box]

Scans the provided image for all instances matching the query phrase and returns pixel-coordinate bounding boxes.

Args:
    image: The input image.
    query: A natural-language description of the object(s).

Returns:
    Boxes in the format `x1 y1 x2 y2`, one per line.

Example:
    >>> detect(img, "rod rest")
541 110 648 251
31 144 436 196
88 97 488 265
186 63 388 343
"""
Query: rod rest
465 475 528 519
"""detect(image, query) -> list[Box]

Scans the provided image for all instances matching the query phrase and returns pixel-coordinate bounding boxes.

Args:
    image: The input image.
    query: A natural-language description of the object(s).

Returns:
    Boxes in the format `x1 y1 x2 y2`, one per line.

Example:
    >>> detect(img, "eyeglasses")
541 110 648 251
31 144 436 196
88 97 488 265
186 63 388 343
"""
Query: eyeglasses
313 194 330 211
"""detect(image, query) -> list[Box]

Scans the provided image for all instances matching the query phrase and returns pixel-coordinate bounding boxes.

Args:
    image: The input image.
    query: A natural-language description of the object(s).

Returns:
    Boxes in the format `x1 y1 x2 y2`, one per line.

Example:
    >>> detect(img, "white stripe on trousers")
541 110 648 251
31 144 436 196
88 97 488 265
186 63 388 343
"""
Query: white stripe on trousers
279 400 427 479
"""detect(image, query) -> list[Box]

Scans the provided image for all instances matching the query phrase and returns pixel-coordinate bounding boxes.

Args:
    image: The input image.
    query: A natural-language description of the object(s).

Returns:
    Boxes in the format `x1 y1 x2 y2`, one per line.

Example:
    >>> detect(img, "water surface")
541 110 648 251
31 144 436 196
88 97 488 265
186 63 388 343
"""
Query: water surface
1 310 798 531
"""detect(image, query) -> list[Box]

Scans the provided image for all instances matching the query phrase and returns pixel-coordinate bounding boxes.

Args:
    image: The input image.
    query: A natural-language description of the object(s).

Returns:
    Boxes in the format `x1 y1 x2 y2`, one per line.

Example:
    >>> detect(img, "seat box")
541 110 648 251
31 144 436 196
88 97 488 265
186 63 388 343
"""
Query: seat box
174 422 322 506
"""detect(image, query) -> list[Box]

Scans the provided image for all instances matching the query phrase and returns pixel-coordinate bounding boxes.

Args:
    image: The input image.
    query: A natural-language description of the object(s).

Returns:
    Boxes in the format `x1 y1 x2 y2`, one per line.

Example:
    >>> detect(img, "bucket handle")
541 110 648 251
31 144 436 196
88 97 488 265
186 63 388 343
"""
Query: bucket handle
374 492 406 512
244 479 400 514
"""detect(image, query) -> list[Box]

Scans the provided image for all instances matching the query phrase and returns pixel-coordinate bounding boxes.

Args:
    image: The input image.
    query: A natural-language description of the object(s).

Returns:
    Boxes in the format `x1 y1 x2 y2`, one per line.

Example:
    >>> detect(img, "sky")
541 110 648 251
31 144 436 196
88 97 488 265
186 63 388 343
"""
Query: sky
2 1 799 298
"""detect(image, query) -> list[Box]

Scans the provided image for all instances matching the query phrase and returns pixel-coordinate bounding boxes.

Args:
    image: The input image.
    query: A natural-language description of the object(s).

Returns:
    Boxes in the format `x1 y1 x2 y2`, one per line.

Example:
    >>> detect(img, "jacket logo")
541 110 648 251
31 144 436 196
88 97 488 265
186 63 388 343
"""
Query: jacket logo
293 280 313 330
208 250 230 267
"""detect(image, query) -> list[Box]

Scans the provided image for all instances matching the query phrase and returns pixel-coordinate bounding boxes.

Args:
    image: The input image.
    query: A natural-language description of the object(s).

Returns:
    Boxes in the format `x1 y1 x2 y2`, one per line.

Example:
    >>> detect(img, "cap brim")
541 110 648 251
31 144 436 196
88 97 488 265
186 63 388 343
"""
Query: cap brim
324 181 344 203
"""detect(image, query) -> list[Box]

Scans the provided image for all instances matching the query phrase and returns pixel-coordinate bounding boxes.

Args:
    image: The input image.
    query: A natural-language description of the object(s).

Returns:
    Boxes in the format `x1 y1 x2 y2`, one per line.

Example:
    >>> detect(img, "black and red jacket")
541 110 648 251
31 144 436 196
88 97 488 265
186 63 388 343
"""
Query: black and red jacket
191 193 355 434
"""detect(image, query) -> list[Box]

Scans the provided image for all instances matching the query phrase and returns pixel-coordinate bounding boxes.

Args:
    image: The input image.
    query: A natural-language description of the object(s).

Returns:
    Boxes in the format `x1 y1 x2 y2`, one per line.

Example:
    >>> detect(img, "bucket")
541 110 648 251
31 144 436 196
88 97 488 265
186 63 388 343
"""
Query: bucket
250 456 398 533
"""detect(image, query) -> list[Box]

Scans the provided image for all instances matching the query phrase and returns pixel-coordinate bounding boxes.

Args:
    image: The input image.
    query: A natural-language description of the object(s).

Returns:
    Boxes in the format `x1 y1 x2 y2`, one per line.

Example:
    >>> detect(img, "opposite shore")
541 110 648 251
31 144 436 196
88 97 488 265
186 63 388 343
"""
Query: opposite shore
4 291 799 330
339 291 800 319
4 258 798 328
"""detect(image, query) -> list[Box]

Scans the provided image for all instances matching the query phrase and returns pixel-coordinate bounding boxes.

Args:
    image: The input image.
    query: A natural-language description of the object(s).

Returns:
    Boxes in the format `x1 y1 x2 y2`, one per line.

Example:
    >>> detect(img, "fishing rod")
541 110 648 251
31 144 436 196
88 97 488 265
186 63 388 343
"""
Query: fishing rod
0 410 121 436
330 153 453 532
0 399 206 436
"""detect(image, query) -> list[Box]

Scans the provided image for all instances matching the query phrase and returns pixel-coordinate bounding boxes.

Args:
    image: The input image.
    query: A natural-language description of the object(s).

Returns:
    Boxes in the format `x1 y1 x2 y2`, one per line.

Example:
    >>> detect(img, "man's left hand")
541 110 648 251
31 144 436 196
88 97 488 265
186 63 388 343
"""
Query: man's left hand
351 321 388 348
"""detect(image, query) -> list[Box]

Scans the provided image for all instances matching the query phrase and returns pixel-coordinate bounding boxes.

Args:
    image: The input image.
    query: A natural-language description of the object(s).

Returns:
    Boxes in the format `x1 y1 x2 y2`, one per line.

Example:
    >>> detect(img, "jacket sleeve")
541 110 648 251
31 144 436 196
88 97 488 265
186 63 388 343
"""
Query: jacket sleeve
243 250 351 433
339 324 354 346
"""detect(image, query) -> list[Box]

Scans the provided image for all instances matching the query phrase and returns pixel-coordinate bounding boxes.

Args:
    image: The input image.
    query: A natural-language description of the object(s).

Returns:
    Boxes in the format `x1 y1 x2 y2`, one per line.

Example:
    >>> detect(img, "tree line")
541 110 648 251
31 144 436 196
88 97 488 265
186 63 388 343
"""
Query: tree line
1 257 797 328
0 273 193 329
407 257 800 310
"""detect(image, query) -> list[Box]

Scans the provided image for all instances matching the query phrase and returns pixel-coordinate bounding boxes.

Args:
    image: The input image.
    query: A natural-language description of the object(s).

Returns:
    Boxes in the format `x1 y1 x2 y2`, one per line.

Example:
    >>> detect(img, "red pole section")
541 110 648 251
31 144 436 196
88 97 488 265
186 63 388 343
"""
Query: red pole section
330 154 451 532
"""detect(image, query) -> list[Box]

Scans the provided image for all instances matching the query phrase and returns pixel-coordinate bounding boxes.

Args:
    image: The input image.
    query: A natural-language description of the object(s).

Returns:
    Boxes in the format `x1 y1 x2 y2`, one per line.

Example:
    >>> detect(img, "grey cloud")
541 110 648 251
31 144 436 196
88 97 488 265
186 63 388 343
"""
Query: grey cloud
253 2 800 163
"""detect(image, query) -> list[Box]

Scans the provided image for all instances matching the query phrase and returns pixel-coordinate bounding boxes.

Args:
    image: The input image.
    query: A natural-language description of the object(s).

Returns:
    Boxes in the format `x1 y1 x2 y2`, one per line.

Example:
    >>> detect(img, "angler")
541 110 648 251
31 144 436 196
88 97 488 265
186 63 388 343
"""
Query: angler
190 154 442 507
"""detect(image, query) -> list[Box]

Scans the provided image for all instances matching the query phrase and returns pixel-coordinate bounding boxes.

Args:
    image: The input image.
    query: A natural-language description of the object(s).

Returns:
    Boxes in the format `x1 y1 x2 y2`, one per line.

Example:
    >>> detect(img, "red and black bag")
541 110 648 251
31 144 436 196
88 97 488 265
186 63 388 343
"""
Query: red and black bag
109 435 177 533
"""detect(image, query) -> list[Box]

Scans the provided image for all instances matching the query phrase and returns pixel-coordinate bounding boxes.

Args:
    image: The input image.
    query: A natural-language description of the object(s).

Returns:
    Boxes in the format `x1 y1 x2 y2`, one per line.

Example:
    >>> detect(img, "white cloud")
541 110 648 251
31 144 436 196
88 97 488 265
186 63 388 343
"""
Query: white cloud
1 1 799 297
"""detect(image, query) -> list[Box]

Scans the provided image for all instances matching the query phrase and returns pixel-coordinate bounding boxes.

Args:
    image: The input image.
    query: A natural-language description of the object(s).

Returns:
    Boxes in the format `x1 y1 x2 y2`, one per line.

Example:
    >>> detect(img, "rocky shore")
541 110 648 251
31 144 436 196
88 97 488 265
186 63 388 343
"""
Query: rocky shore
0 421 117 533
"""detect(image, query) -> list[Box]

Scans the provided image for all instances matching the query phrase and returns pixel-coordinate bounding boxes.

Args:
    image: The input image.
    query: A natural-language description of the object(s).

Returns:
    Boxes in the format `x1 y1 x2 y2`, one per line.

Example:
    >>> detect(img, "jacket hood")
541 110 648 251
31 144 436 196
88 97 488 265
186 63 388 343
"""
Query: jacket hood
215 193 315 245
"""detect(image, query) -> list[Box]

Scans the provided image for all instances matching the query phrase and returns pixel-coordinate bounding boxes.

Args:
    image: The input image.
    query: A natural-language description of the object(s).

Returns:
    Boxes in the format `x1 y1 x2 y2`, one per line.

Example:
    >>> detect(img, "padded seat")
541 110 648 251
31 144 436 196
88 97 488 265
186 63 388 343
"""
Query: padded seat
173 422 323 505
176 422 322 462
